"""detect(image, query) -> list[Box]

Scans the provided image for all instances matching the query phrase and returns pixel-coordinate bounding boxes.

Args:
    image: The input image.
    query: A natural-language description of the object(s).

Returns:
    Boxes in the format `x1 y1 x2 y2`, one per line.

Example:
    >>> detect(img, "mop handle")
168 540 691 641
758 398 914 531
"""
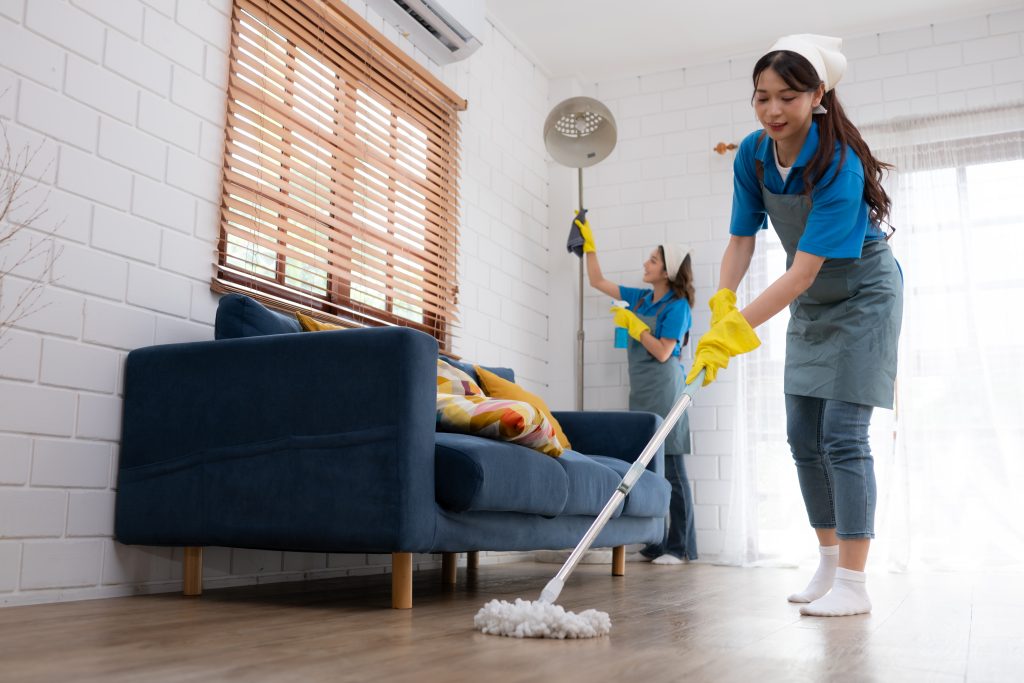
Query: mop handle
542 371 705 599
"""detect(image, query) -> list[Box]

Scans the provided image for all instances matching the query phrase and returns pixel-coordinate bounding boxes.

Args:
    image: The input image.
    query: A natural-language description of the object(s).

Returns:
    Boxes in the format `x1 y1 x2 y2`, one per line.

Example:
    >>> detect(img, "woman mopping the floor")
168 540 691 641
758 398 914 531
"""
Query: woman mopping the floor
687 34 903 616
576 219 698 565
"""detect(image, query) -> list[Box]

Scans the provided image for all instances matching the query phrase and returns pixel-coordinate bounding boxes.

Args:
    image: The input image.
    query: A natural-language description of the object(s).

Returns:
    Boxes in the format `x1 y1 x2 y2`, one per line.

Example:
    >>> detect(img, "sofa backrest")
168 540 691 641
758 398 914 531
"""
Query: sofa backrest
214 295 516 384
214 293 302 339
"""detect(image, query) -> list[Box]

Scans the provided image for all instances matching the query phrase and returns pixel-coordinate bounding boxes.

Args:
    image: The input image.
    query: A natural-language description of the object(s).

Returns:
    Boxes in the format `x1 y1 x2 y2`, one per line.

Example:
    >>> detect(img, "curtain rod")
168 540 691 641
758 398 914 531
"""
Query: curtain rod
860 101 1024 134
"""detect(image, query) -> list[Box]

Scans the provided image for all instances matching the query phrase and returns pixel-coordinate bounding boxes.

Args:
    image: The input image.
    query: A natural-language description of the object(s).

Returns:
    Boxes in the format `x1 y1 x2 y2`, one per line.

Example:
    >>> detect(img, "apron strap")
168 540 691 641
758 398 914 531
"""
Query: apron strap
755 131 816 199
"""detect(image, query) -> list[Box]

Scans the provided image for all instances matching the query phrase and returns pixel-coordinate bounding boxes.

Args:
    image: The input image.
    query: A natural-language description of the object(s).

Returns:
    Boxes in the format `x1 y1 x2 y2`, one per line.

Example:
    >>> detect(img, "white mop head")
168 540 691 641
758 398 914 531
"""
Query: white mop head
474 598 611 639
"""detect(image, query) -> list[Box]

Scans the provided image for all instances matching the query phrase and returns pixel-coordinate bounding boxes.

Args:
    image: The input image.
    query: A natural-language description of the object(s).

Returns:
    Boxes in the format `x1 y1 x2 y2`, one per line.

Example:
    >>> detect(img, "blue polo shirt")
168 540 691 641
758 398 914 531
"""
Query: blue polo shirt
618 286 691 358
729 121 885 257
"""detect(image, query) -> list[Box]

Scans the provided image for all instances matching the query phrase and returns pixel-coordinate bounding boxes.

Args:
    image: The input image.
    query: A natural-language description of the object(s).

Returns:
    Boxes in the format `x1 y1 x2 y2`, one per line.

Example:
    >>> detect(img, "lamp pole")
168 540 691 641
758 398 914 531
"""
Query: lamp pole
577 167 584 410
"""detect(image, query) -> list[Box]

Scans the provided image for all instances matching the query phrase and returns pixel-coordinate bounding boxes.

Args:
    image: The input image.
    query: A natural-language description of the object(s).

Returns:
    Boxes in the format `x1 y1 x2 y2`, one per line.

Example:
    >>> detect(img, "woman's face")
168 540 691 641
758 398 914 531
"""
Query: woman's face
642 249 668 285
753 67 823 148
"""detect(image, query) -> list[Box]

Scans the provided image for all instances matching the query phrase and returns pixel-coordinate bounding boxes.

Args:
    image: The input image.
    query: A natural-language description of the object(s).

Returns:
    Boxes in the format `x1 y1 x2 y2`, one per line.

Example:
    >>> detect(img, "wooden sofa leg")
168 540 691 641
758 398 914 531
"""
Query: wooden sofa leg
467 551 479 572
612 546 625 577
392 552 413 609
441 552 458 585
183 547 203 596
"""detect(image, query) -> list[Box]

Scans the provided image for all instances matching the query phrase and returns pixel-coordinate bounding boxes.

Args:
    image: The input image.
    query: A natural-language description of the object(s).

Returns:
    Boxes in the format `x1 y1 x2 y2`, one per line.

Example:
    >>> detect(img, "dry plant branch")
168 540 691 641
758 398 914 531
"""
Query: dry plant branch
0 115 62 350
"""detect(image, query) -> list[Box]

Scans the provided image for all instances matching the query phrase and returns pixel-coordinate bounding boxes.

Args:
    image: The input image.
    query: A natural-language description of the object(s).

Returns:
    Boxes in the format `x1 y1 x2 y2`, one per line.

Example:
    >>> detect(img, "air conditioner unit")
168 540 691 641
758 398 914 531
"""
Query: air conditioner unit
366 0 484 65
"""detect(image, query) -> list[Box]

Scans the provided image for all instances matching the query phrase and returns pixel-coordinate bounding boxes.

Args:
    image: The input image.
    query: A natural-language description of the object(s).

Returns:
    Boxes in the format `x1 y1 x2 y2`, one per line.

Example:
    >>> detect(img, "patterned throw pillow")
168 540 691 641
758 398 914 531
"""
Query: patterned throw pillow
436 360 563 457
436 392 564 458
436 359 483 397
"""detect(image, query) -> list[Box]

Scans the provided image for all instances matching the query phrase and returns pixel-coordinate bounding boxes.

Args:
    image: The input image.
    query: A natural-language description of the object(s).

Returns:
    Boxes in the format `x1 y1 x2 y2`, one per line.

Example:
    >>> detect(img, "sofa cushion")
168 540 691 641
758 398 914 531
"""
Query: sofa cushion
434 433 568 515
215 293 302 339
553 450 624 518
587 455 671 518
474 366 571 450
440 355 514 385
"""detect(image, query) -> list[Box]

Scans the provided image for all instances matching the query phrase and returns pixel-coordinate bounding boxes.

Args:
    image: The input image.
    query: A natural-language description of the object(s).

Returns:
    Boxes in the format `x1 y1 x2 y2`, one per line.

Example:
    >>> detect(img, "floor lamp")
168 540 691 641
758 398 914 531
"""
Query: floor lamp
543 97 617 410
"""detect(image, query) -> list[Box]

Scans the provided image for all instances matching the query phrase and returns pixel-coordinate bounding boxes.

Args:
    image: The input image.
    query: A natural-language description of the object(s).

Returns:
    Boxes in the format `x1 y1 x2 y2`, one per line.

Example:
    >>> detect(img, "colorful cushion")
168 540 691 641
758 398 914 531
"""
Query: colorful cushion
295 311 346 332
474 365 571 450
436 391 564 458
436 359 483 397
436 359 561 456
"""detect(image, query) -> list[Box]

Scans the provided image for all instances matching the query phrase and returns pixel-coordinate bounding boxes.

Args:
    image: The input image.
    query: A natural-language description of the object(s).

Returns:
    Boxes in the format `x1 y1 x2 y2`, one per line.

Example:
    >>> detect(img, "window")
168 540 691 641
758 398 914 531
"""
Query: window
214 0 466 348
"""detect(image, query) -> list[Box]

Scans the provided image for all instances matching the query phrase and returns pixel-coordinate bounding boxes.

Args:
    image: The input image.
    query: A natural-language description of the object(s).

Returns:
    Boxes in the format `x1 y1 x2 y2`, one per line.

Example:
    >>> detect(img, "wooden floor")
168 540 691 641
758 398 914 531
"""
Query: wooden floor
1 561 1021 682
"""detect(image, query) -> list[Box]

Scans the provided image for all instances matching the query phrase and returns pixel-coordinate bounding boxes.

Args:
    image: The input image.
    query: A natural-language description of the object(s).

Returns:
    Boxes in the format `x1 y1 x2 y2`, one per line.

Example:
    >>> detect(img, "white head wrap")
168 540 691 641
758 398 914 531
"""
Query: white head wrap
768 34 846 92
661 244 691 283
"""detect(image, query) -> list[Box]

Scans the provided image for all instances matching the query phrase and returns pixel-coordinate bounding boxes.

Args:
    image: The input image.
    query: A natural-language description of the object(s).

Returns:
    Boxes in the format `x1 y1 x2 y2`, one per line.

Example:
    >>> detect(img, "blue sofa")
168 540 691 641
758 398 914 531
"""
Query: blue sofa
114 294 670 607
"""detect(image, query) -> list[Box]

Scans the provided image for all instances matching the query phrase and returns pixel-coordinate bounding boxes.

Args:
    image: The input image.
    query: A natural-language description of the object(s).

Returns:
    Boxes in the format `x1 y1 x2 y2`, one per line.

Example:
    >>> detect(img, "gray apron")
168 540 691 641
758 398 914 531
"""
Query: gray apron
759 167 903 409
627 295 691 454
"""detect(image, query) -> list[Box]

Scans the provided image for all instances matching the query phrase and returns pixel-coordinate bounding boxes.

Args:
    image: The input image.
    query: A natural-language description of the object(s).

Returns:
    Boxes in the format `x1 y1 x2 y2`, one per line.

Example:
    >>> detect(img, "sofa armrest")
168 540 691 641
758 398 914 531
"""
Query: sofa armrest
553 410 665 474
115 326 439 552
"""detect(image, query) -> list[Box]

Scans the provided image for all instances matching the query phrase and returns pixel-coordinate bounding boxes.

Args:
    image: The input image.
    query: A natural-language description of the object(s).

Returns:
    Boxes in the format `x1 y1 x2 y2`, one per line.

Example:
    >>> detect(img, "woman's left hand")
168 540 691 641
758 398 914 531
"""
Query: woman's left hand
575 218 596 253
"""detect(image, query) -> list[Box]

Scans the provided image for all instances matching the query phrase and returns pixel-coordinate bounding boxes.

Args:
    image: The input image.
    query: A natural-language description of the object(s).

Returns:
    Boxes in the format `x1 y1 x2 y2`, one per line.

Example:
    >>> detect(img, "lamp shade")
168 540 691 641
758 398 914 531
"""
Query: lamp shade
543 96 617 169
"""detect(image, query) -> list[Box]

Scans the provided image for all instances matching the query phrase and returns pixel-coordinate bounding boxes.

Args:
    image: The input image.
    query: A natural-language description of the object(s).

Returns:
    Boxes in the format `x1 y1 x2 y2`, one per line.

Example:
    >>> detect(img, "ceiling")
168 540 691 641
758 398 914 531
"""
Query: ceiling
484 0 1022 81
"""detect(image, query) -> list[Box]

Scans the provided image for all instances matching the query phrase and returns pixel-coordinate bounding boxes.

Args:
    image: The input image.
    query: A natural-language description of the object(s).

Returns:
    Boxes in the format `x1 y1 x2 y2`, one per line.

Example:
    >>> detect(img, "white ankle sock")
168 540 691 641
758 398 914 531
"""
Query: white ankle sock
800 567 872 616
787 545 839 603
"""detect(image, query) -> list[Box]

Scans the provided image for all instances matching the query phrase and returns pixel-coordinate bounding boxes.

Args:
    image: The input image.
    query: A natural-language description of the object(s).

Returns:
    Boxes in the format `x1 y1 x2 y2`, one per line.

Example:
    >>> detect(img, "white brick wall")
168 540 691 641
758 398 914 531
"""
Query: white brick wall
0 0 548 607
554 8 1024 558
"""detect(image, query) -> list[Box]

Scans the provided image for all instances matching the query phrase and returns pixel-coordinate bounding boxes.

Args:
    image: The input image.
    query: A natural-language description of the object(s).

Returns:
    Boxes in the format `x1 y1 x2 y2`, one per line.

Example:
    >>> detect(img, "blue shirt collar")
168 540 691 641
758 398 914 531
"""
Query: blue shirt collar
642 288 676 308
754 120 820 170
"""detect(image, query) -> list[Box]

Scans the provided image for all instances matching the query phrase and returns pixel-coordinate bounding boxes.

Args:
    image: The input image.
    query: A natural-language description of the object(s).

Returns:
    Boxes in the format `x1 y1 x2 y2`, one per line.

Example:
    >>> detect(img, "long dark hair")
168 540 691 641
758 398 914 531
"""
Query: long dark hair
659 248 695 309
657 247 695 347
752 50 894 227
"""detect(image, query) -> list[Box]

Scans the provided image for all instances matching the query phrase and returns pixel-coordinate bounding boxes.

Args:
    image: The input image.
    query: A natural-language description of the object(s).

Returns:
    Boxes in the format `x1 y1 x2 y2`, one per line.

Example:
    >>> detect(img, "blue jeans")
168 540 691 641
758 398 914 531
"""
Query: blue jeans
785 394 876 539
642 453 698 560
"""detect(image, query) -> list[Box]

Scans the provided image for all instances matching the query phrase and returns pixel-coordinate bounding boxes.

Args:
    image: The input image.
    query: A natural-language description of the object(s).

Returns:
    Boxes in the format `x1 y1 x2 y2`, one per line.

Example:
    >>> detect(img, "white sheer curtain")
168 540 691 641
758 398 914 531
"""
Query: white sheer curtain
720 104 1024 572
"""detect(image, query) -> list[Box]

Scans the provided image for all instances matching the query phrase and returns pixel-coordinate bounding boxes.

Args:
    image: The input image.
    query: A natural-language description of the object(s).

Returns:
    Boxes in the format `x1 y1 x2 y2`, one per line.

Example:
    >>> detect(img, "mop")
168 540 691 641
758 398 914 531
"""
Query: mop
474 371 704 638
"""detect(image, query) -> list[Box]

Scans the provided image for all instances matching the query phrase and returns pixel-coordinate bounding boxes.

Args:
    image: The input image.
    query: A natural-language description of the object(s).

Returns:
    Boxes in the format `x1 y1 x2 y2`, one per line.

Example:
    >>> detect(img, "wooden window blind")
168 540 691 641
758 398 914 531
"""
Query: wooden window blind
213 0 466 348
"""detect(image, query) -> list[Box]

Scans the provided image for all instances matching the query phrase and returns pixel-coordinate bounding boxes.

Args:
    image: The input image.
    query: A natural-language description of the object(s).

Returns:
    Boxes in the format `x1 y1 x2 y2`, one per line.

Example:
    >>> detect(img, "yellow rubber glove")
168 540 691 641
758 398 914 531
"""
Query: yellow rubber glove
709 288 738 327
574 218 596 253
610 306 650 342
686 309 761 386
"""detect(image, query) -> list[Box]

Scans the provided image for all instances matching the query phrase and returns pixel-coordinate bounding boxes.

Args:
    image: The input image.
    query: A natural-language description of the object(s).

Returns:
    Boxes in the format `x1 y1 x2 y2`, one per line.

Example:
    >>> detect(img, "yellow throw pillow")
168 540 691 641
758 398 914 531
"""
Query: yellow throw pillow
296 311 345 331
474 365 571 450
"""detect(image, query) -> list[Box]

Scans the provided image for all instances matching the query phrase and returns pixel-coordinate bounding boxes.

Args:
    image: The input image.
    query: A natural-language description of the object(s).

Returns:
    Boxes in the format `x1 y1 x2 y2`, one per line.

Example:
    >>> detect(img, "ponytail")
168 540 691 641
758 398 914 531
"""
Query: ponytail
811 91 894 228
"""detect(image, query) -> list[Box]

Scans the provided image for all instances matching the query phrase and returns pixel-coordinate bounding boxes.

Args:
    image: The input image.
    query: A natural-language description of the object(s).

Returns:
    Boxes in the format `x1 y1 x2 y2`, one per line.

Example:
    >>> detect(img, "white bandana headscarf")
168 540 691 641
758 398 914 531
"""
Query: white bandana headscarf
768 34 847 92
662 244 691 283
